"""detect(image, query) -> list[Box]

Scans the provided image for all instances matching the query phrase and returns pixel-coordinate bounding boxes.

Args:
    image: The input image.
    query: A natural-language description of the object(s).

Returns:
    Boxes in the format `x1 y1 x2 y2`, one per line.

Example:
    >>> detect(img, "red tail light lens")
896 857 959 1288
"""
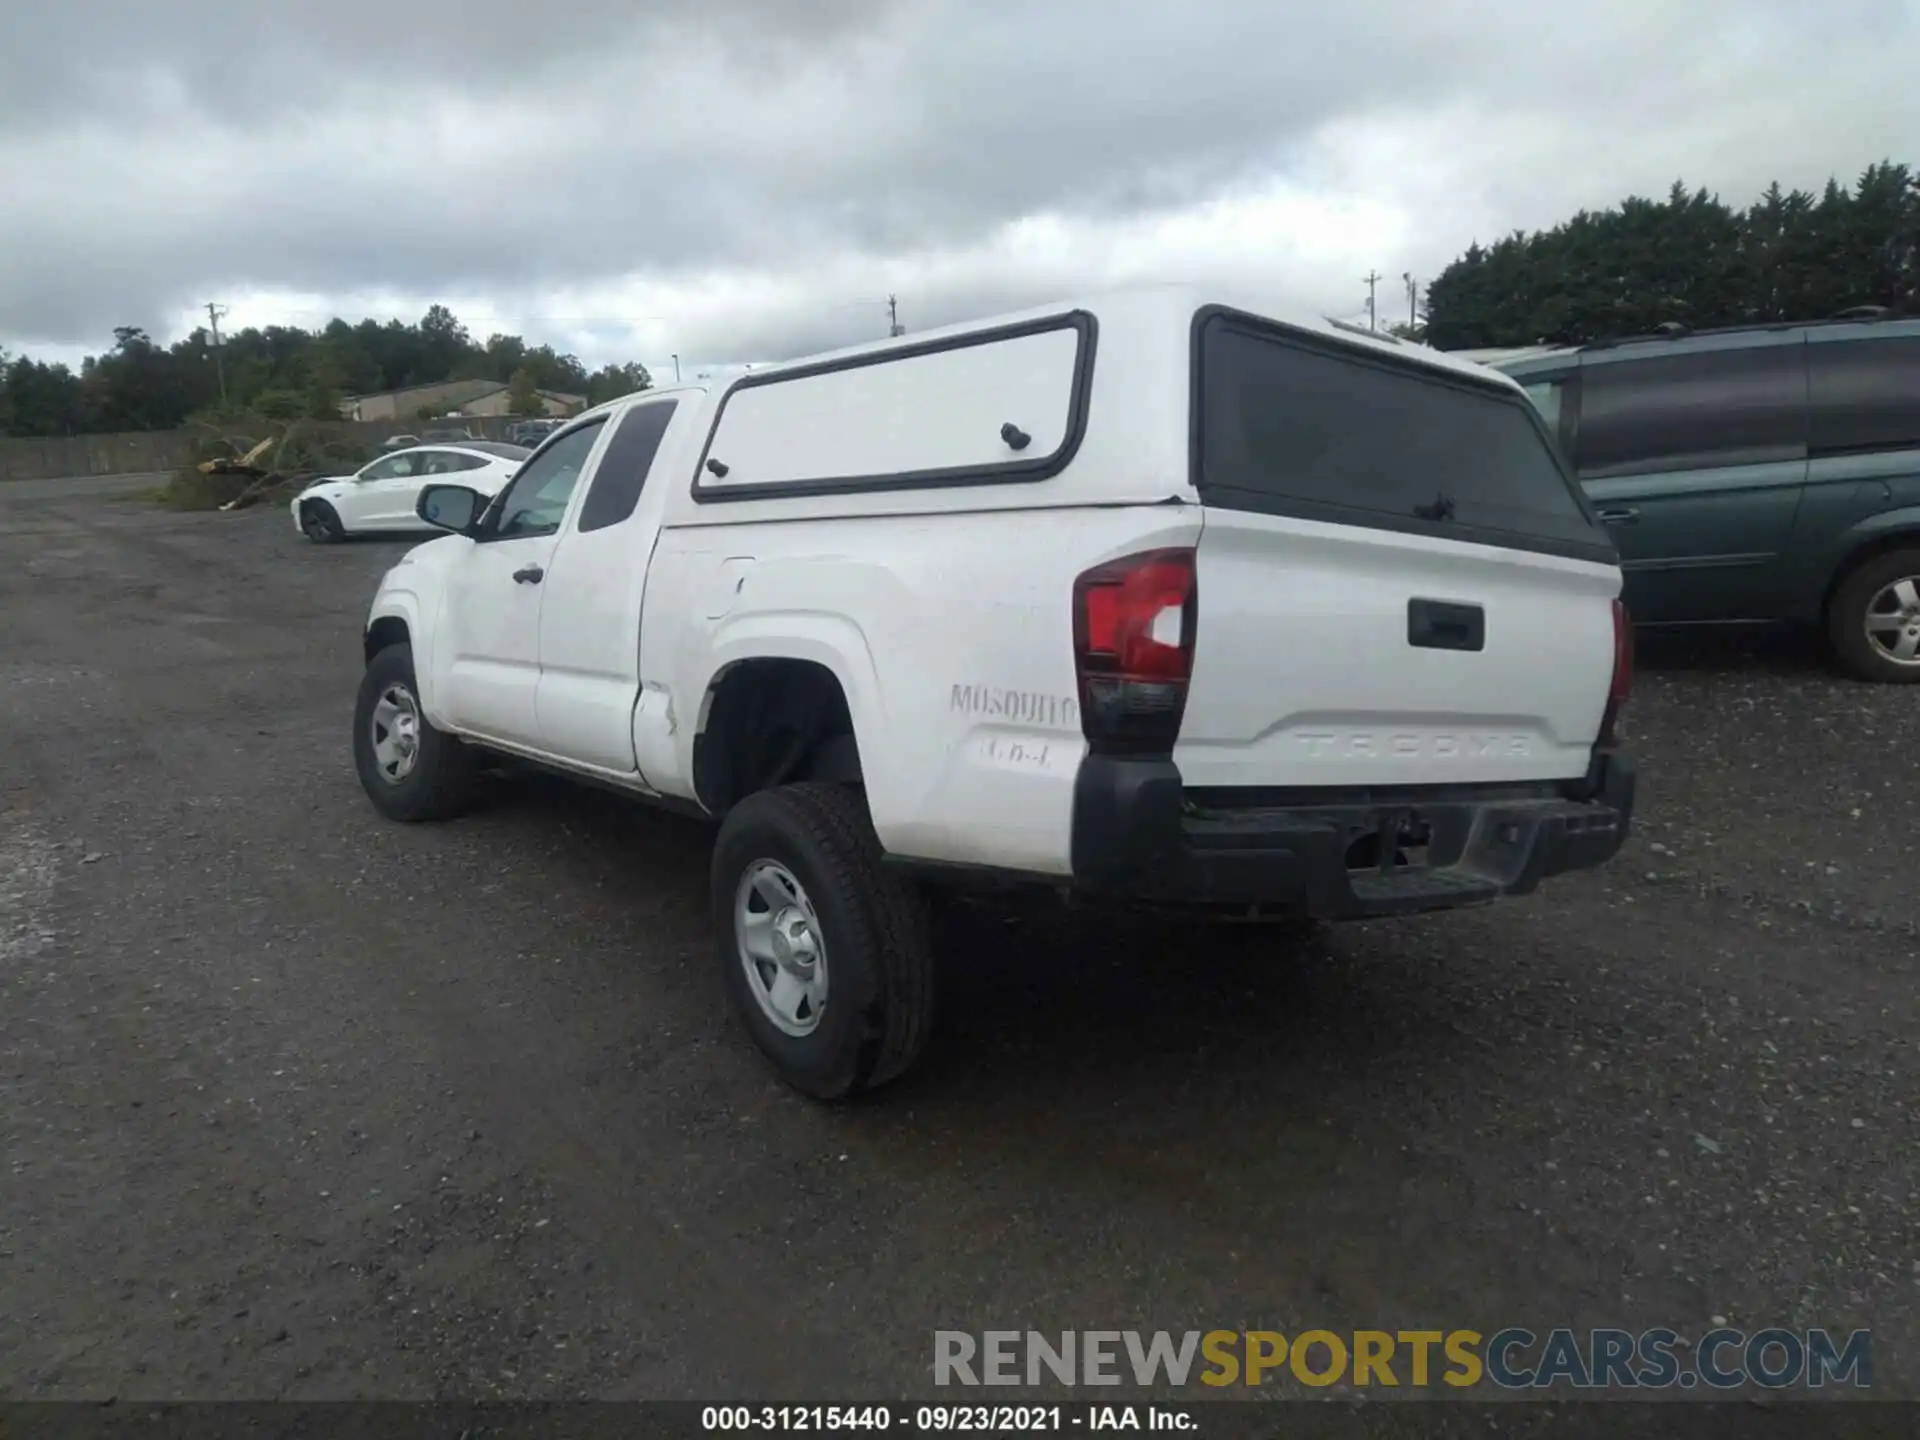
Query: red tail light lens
1600 597 1633 747
1073 549 1197 754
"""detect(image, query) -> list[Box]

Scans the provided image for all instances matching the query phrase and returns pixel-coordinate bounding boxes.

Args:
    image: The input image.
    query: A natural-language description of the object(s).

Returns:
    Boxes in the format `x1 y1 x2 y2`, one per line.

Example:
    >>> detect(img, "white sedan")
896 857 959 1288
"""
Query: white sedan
290 442 531 543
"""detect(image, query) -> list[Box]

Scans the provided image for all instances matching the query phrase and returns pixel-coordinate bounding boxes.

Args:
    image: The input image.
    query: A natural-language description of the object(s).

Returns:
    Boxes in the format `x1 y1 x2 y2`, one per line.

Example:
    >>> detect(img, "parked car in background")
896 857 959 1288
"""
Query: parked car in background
291 441 531 543
421 426 480 443
380 432 422 451
1489 311 1920 681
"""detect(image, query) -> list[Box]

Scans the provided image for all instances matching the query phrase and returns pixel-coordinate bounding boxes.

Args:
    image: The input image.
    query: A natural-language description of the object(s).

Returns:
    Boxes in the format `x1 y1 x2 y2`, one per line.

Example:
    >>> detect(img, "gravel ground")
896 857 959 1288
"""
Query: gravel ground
0 483 1914 1420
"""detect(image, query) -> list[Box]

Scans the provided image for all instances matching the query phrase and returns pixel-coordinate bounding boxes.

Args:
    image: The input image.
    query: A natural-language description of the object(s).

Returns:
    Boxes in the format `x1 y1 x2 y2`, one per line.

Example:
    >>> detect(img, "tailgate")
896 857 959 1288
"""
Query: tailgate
1177 310 1620 790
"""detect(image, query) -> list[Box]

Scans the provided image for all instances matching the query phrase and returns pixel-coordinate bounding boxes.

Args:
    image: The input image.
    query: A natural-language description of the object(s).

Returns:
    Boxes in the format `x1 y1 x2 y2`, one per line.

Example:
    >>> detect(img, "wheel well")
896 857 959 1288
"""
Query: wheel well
693 659 863 815
364 616 410 664
1823 532 1920 618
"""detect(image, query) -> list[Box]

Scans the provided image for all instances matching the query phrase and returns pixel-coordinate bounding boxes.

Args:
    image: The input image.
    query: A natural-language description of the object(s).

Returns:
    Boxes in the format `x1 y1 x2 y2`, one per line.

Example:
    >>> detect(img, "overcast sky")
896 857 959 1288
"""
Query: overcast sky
3 0 1917 373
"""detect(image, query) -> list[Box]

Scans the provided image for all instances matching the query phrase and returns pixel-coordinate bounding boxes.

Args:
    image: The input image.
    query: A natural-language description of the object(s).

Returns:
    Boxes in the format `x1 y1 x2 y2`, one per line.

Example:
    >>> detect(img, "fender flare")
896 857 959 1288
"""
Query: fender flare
691 614 888 800
365 591 441 720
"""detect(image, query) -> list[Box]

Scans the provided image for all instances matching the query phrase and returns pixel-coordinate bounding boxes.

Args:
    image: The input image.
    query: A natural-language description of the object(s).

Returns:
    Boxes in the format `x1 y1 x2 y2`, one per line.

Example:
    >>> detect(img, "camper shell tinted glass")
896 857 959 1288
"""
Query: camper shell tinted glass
1192 309 1609 562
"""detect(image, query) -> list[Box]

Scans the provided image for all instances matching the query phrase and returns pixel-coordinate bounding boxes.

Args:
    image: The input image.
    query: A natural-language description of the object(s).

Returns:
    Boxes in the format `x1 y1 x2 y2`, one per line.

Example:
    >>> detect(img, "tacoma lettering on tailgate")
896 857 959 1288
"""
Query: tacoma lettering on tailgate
1294 731 1534 760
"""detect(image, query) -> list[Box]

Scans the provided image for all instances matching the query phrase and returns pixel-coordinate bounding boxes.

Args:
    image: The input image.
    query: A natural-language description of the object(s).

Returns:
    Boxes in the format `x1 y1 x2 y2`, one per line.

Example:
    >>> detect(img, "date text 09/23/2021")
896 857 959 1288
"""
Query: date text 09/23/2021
702 1406 1191 1432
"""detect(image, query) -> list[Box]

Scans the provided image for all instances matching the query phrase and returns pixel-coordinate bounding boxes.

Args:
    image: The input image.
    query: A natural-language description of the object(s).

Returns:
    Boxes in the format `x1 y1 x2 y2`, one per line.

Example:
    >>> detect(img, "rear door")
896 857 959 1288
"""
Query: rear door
1179 310 1619 790
1571 338 1809 623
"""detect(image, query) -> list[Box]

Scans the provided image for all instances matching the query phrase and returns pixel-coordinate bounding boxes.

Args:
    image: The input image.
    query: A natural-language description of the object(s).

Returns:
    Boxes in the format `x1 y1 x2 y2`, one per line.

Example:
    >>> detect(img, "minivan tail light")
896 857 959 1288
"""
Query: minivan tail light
1600 597 1633 748
1073 549 1197 754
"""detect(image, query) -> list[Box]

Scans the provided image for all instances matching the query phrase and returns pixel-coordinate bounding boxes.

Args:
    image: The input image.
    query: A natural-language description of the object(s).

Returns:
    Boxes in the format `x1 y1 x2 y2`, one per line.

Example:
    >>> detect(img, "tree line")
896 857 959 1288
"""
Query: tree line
11 160 1916 435
0 303 652 437
1423 161 1920 350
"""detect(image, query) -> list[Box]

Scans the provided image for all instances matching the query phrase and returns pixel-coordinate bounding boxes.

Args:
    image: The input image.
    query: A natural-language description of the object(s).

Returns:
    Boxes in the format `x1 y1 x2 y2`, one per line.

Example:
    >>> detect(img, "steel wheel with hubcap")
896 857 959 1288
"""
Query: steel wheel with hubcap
352 643 478 820
368 683 424 784
1829 548 1920 683
735 860 829 1036
711 782 934 1099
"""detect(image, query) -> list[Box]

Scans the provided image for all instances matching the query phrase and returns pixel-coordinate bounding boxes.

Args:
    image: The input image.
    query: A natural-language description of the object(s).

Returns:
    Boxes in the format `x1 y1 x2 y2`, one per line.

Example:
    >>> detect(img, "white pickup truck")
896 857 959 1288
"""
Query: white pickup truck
353 284 1637 1097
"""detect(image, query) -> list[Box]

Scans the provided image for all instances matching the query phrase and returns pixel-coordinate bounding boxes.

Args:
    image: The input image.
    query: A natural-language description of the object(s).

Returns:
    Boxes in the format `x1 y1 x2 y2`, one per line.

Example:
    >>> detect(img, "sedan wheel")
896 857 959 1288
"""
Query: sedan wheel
301 500 345 544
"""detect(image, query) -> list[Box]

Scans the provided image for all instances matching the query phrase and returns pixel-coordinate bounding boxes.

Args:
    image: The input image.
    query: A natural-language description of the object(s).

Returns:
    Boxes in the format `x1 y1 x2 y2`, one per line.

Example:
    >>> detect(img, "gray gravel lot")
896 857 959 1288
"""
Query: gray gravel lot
0 481 1915 1418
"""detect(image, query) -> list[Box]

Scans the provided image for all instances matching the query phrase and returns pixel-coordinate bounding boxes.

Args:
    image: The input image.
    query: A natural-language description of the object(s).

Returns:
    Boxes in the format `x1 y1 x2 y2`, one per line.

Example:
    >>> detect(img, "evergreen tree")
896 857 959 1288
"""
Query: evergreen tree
1426 160 1920 348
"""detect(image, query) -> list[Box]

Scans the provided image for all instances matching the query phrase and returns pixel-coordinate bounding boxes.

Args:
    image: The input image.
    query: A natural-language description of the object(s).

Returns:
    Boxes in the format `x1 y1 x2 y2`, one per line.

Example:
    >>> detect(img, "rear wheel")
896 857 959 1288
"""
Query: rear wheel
352 644 478 820
711 783 934 1099
300 500 345 544
1828 548 1920 683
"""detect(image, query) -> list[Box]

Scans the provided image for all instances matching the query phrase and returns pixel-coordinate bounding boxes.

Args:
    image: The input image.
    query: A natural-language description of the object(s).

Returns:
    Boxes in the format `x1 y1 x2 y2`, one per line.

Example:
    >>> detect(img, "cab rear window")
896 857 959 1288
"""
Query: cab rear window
1194 313 1608 560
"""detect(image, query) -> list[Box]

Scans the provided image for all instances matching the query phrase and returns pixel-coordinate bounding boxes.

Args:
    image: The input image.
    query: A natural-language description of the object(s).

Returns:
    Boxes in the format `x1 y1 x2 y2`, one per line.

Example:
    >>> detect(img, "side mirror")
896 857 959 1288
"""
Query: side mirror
417 483 485 533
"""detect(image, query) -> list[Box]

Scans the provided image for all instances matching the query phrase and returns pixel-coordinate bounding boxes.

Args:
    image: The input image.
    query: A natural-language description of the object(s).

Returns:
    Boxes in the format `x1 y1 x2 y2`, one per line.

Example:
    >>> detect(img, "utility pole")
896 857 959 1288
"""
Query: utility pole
887 295 904 337
205 301 228 404
1403 273 1418 330
671 353 680 383
1363 272 1381 332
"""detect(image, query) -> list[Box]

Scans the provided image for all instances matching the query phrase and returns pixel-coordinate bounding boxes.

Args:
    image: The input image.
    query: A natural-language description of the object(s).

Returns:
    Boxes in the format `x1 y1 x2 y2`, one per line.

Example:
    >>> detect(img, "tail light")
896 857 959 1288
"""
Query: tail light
1072 548 1197 754
1599 597 1633 748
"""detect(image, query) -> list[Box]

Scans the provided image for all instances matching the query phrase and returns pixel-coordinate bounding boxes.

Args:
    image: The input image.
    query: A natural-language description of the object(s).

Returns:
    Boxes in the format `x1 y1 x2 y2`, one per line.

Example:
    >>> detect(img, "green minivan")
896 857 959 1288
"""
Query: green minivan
1485 313 1920 682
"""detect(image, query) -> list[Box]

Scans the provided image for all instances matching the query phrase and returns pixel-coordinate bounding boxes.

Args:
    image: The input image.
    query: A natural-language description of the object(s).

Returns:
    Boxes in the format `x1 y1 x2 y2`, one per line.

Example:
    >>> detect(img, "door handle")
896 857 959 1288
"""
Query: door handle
512 565 544 584
1597 507 1640 525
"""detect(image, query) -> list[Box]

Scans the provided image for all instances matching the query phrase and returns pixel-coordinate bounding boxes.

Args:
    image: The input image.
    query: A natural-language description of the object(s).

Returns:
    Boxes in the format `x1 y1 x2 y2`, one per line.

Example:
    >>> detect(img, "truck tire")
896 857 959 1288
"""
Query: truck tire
300 500 345 544
1828 548 1920 683
711 782 934 1099
352 643 478 821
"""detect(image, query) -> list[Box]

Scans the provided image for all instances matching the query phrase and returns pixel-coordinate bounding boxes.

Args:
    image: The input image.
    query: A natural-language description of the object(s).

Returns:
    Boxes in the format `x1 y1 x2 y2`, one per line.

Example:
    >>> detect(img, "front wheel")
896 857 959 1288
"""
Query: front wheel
711 783 935 1099
1828 548 1920 683
300 500 345 544
352 643 478 820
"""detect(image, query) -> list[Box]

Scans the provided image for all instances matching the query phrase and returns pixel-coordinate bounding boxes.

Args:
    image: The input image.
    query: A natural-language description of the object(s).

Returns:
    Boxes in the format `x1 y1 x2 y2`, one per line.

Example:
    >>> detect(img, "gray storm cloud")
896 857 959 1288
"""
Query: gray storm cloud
2 0 1916 358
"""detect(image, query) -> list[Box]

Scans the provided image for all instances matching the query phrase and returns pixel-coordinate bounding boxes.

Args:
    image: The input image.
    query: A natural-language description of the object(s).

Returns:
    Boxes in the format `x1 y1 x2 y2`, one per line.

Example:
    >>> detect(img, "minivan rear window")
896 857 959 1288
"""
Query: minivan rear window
1194 314 1606 559
1808 334 1920 457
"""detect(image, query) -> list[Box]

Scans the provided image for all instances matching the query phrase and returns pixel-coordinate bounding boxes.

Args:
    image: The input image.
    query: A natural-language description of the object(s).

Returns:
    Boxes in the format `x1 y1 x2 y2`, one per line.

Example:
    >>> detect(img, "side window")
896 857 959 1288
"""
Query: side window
577 401 678 533
1517 372 1575 461
489 421 606 540
1522 380 1563 432
360 453 413 481
1574 344 1807 478
442 451 489 473
696 314 1090 497
418 450 464 476
1808 336 1920 456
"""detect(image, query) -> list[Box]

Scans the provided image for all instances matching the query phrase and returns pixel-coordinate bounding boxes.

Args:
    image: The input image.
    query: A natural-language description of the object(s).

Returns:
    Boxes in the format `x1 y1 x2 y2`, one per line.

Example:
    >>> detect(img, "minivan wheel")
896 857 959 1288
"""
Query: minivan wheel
710 783 934 1099
352 643 478 820
1829 548 1920 683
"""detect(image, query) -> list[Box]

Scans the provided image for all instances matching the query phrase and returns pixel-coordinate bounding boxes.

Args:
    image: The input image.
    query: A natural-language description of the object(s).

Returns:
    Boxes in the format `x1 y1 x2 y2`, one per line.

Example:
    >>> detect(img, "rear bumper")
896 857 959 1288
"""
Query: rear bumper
1069 751 1636 920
